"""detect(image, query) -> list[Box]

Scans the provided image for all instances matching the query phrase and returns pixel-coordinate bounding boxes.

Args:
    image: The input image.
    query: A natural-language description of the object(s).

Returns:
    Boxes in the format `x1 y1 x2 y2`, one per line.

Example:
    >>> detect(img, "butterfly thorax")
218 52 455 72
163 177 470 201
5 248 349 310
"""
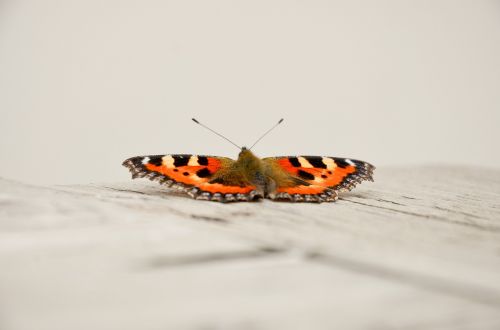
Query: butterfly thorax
201 148 263 191
234 148 266 186
235 148 297 196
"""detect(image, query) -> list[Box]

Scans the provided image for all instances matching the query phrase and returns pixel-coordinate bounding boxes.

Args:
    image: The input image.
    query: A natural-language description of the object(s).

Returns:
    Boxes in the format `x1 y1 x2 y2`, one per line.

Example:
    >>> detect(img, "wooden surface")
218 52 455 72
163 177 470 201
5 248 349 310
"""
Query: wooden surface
1 166 500 330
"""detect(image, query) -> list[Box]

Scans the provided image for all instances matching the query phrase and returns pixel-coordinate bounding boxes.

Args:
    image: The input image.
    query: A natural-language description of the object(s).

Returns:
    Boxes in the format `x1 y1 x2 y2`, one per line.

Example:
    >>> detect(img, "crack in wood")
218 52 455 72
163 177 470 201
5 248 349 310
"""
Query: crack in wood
306 252 500 308
190 214 227 223
341 199 500 232
101 186 147 195
143 247 286 269
433 205 483 220
375 198 406 206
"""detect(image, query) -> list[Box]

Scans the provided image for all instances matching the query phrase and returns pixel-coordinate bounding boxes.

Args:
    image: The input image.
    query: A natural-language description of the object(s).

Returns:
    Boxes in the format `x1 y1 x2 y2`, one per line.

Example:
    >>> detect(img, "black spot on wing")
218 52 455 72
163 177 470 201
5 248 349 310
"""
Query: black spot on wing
289 157 301 167
198 156 209 166
183 172 189 176
305 156 327 169
334 158 351 168
298 170 315 181
173 155 190 167
196 168 211 178
148 156 163 166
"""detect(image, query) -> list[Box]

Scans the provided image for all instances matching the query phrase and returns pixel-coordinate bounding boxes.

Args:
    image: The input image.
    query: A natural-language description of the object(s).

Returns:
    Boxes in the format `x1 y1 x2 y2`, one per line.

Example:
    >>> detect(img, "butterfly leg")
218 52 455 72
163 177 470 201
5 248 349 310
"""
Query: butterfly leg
264 177 278 200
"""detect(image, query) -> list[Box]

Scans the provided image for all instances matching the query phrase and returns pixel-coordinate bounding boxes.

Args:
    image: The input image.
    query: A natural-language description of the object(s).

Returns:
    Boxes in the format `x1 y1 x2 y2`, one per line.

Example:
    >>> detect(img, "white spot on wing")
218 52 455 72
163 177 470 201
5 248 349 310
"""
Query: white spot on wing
298 157 313 168
188 156 199 166
346 159 355 166
162 155 175 168
322 157 336 170
141 157 150 165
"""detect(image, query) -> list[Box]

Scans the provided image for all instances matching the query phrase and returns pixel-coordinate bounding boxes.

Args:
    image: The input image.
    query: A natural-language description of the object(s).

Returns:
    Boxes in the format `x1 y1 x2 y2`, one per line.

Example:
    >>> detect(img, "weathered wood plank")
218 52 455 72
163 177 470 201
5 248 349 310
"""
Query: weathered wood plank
1 166 500 330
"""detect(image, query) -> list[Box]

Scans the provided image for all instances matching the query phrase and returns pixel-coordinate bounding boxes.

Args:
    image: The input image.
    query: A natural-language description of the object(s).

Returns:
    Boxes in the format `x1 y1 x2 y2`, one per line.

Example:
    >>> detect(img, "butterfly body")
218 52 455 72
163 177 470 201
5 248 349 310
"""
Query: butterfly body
123 147 374 203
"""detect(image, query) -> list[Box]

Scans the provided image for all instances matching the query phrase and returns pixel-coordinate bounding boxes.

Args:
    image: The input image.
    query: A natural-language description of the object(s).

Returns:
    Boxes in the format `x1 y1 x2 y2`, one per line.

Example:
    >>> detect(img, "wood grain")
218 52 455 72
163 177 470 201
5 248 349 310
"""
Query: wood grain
1 166 499 330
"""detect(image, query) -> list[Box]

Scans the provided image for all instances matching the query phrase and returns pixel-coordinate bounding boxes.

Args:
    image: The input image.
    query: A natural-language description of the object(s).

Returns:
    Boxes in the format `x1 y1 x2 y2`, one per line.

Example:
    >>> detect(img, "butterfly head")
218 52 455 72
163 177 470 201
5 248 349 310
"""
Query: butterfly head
237 147 261 167
238 146 254 159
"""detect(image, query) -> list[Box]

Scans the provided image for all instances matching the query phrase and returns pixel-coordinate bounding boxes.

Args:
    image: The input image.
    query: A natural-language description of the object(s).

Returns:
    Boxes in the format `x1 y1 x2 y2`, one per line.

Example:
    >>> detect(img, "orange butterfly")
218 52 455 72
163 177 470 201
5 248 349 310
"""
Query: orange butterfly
123 119 374 203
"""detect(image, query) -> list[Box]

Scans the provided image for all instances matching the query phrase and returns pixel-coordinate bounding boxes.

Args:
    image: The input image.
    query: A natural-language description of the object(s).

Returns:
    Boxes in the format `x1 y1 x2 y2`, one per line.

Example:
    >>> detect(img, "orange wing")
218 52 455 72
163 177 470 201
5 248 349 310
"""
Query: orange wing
263 156 374 202
123 154 259 202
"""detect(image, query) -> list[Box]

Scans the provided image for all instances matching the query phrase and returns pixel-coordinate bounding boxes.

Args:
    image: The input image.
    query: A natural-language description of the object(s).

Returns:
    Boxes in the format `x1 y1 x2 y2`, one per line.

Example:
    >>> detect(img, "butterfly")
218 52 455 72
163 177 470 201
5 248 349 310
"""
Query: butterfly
122 119 375 203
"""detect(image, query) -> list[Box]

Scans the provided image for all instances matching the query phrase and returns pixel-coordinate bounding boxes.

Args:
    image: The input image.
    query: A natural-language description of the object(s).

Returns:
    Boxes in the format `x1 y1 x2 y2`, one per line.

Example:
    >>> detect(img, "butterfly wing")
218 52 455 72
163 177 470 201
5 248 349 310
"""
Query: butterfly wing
122 154 260 202
263 156 375 202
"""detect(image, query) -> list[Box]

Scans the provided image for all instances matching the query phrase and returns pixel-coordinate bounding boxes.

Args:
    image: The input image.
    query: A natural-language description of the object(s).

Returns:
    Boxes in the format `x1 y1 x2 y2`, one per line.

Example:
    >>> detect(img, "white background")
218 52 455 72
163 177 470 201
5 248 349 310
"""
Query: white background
1 0 499 184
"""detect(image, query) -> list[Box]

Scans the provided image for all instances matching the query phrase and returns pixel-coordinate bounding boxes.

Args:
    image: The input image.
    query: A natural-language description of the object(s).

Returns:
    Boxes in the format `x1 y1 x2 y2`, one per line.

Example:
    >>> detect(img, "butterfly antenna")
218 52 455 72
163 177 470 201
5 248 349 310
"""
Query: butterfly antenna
192 118 242 150
249 118 284 150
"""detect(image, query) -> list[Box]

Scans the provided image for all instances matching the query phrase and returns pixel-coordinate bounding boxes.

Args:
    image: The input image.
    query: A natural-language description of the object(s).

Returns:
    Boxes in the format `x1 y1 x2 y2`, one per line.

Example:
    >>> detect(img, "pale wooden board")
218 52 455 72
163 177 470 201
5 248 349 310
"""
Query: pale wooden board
0 166 499 330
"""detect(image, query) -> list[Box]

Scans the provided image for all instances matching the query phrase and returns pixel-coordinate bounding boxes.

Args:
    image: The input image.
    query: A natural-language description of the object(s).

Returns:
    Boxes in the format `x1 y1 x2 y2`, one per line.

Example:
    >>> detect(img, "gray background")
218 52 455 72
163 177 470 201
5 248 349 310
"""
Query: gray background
1 0 499 185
